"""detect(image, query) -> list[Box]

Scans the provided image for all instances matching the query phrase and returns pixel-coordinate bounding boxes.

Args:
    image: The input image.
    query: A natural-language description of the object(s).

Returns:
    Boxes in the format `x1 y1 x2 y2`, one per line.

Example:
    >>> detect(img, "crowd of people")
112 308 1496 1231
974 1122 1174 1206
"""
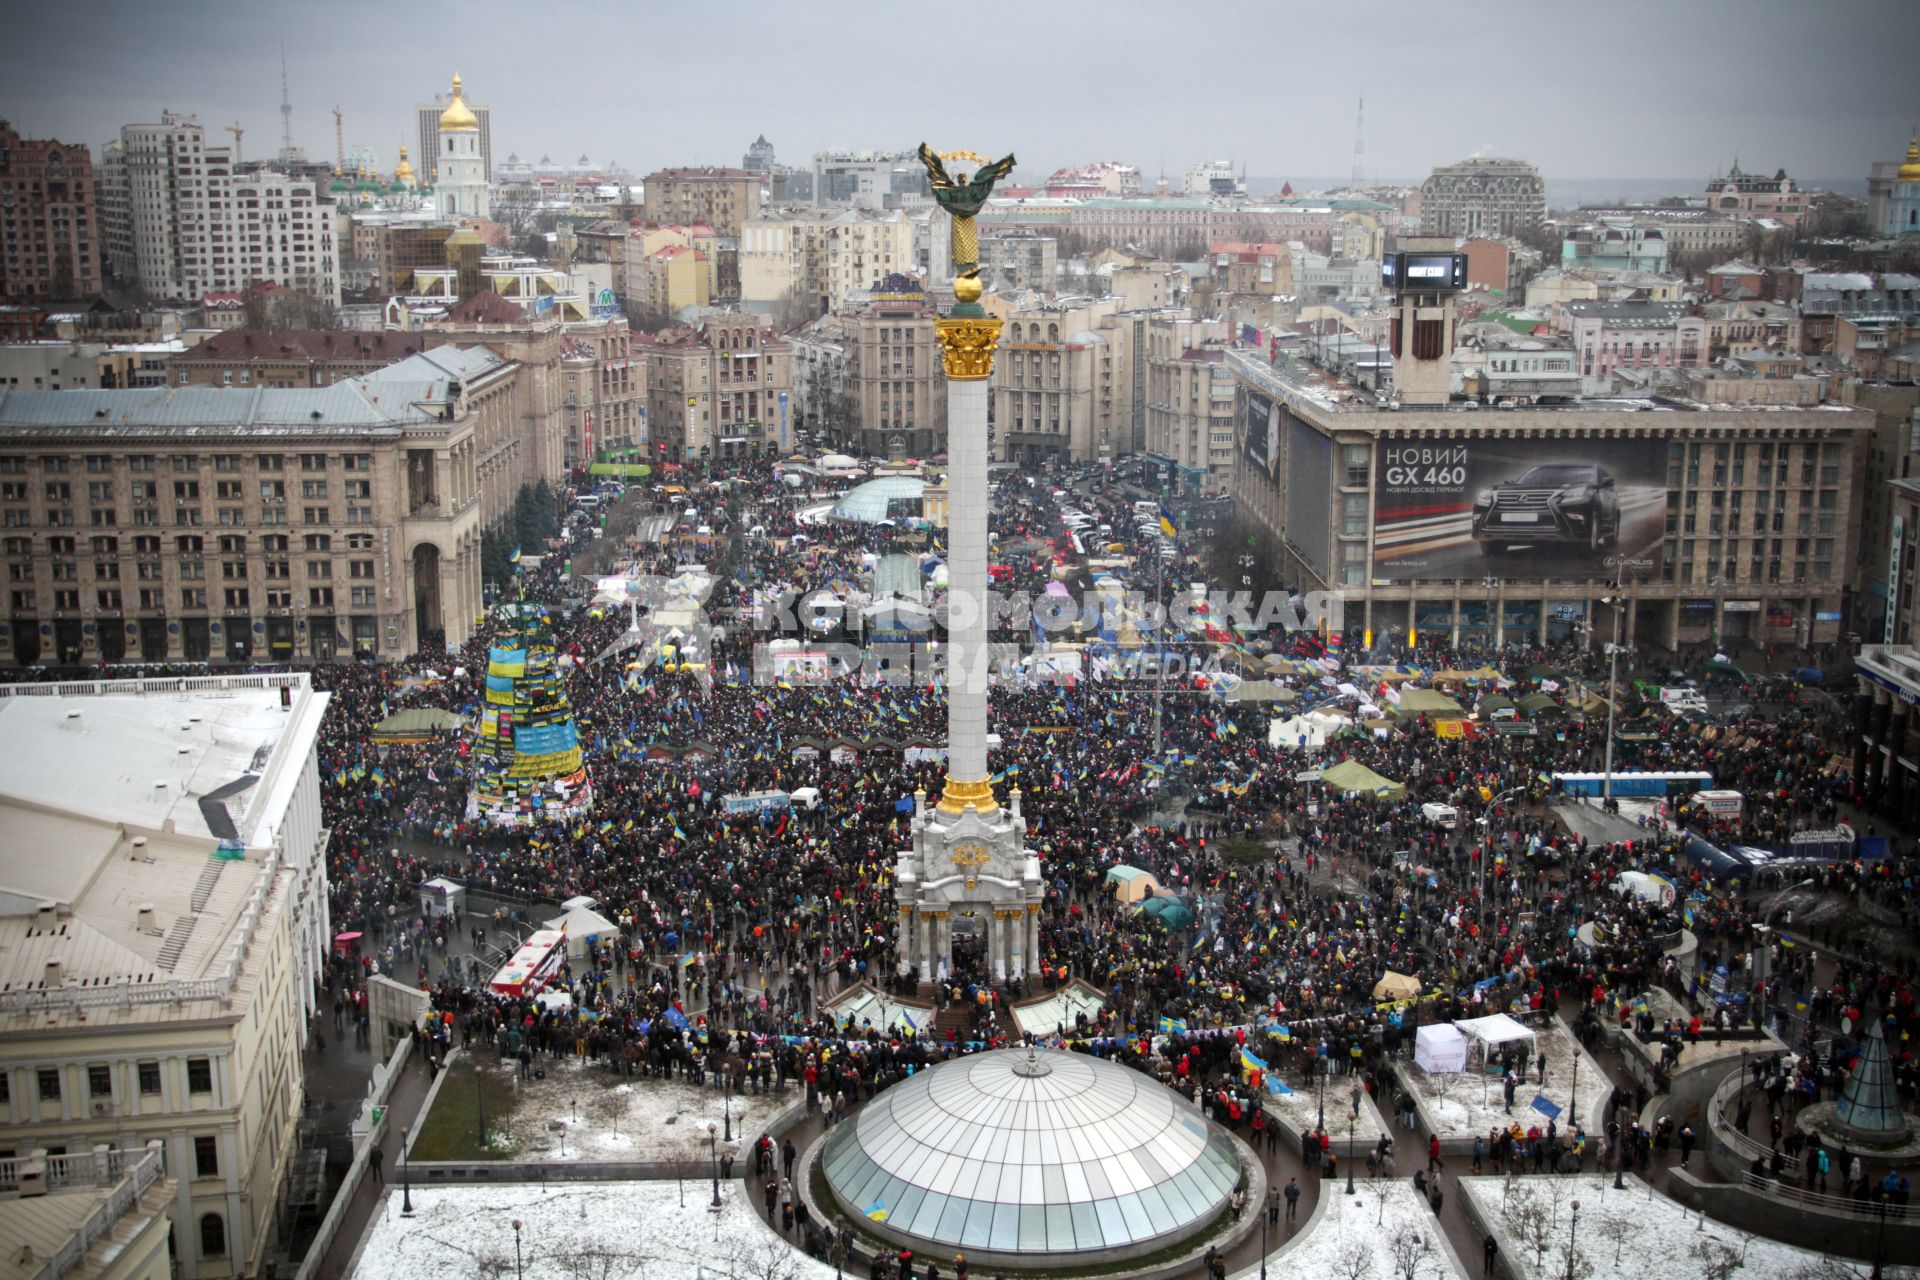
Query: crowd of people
268 453 1918 1272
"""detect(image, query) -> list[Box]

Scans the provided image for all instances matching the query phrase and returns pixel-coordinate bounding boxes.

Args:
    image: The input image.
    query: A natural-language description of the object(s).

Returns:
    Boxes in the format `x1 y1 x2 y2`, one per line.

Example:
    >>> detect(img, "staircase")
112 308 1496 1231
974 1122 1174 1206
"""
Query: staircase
189 858 227 913
932 1004 976 1044
156 917 197 972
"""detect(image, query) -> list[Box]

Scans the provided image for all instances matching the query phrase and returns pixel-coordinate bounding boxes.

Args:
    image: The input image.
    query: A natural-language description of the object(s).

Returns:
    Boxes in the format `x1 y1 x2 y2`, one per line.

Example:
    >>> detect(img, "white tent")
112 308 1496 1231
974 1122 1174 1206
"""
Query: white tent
418 877 466 920
1454 1013 1538 1066
1268 715 1325 750
543 905 621 959
1415 1024 1469 1074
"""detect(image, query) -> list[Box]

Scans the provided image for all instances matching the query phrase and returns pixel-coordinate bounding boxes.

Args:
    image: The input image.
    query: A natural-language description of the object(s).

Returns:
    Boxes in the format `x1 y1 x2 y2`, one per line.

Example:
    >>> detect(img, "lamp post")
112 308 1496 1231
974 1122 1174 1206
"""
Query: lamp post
1479 787 1525 927
1316 1049 1327 1132
1598 591 1625 806
1565 1199 1581 1280
1612 1124 1626 1191
476 1060 487 1150
1753 878 1816 1035
723 1043 734 1143
400 1126 414 1217
512 1219 523 1280
1346 1111 1356 1194
708 1122 722 1208
1260 1200 1270 1279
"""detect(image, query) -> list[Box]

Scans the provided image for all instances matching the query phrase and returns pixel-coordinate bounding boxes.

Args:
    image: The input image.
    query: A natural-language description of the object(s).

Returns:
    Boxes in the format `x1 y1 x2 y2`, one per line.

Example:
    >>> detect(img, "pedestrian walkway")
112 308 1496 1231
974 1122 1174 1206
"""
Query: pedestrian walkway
305 1052 437 1279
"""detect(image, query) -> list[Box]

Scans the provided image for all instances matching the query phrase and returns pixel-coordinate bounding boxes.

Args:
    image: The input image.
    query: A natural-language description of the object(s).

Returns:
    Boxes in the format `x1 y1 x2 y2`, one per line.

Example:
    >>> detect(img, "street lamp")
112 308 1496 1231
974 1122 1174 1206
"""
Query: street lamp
400 1126 414 1217
1566 1199 1581 1280
1479 787 1525 927
723 1042 734 1143
477 1065 487 1151
1612 1124 1626 1191
1316 1048 1327 1132
708 1121 722 1208
1260 1193 1270 1279
1597 592 1625 806
1346 1111 1356 1194
512 1219 524 1280
1753 879 1816 1034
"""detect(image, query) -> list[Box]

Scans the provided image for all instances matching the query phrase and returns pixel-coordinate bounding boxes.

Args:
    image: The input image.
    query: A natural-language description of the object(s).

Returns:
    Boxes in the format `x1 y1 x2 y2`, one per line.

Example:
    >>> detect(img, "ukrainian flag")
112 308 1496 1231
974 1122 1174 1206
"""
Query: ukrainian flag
864 1200 889 1222
1158 504 1178 538
510 546 523 564
672 823 688 841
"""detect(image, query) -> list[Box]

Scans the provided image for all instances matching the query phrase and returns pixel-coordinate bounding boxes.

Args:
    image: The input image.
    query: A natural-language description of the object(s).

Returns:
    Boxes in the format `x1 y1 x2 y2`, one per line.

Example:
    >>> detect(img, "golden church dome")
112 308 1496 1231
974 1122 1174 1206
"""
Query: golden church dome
1899 135 1920 182
394 146 417 185
439 73 479 132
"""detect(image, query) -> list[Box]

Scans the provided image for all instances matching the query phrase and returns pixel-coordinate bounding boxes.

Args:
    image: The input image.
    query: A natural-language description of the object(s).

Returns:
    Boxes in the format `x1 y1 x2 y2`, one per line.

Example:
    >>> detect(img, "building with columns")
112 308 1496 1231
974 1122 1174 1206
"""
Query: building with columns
0 347 514 665
1854 645 1920 829
0 671 331 1280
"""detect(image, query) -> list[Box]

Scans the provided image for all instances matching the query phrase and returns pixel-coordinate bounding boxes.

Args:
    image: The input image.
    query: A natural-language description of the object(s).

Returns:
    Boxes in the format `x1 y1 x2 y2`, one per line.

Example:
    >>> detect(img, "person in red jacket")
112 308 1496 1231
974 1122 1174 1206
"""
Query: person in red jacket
1428 1133 1443 1173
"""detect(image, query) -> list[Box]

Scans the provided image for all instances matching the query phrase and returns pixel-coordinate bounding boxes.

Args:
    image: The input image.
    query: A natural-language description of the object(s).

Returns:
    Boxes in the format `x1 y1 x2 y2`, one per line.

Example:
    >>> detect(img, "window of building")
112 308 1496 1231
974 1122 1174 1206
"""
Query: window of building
36 1068 59 1101
88 1065 111 1098
186 1058 212 1093
194 1135 219 1178
199 1214 226 1258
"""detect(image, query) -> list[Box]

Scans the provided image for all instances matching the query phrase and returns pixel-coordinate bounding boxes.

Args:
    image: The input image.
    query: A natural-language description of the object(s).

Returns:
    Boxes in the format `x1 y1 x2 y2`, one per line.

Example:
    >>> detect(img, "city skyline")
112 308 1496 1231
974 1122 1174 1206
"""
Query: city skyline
4 0 1917 188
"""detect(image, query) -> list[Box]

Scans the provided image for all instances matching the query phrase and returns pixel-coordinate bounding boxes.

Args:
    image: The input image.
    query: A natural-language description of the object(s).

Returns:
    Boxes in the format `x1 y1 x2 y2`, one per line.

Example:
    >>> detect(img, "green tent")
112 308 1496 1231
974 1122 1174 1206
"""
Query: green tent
1225 679 1298 704
1138 896 1196 930
1517 692 1564 718
1393 689 1467 720
1475 693 1518 718
371 707 467 742
1704 660 1752 683
1317 759 1406 801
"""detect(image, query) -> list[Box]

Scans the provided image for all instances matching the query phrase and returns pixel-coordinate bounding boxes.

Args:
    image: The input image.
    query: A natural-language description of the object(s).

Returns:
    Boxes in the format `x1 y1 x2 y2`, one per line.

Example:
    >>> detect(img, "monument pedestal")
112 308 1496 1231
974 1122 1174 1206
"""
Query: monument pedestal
895 788 1042 984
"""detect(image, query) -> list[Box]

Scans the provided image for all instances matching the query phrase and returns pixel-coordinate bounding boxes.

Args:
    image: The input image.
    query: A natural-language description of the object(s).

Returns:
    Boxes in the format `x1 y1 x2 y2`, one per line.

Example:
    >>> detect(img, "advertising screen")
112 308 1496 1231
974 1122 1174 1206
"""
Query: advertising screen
1371 438 1667 580
1241 390 1282 480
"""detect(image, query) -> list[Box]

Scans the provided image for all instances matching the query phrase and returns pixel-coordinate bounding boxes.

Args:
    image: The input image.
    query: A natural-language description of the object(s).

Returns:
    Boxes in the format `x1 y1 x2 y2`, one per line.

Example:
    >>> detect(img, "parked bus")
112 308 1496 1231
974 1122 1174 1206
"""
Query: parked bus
1550 771 1712 798
490 928 567 997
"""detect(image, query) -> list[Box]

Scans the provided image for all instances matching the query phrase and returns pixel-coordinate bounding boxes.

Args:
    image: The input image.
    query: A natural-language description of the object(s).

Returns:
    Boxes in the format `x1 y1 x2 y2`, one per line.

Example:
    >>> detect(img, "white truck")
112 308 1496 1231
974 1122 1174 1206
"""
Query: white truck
1659 687 1708 714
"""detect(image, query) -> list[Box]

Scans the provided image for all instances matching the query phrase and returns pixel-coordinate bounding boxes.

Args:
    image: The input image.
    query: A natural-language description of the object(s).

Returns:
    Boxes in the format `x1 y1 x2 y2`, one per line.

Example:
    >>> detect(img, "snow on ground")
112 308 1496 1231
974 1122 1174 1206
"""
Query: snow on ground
1402 1020 1603 1141
476 1057 794 1165
1459 1173 1829 1280
1230 1175 1467 1280
1258 1073 1388 1148
824 984 931 1037
1013 980 1108 1037
349 1179 837 1280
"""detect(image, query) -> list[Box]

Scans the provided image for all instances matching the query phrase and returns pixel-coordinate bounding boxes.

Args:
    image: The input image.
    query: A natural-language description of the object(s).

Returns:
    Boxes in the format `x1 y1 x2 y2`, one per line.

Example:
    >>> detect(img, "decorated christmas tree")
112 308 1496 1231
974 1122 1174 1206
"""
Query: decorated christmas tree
469 603 592 824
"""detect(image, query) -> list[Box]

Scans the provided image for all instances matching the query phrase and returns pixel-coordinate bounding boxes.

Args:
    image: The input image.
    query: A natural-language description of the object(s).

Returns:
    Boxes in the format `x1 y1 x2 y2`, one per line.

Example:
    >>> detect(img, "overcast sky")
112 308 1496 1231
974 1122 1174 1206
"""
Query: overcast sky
4 0 1915 187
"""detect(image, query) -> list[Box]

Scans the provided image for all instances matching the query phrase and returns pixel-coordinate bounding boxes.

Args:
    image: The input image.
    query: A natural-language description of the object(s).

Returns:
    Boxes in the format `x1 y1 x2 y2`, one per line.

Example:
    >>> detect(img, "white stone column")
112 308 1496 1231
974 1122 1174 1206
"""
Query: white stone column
1027 907 1040 970
945 375 992 787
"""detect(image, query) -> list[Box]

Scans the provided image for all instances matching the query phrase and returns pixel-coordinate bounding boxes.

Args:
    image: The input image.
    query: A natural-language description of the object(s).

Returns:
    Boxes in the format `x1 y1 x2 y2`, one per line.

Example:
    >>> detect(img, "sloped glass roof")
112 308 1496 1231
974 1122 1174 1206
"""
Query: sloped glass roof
822 1047 1239 1256
829 475 924 524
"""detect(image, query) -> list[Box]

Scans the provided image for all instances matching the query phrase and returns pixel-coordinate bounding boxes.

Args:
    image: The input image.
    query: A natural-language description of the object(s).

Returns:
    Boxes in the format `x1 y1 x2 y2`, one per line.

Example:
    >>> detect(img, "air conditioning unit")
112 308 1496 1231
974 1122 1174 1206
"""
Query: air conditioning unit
91 1100 110 1116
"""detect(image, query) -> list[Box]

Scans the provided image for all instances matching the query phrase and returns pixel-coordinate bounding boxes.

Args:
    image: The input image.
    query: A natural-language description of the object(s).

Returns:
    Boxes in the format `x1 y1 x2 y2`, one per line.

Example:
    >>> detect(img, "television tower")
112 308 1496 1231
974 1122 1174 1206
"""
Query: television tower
1351 96 1366 186
279 40 294 159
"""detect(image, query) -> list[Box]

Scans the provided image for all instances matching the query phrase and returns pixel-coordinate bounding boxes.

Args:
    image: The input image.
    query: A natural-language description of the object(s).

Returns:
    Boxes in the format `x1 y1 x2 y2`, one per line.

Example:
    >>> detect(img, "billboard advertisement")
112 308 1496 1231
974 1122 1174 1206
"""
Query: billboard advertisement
1372 438 1667 580
1242 390 1281 479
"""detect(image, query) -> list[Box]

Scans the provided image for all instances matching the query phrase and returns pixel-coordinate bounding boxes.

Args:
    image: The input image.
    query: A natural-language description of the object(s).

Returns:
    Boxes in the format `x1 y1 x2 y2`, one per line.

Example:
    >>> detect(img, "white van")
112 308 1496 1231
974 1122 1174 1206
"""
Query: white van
1134 501 1160 515
1658 687 1707 712
1420 803 1459 829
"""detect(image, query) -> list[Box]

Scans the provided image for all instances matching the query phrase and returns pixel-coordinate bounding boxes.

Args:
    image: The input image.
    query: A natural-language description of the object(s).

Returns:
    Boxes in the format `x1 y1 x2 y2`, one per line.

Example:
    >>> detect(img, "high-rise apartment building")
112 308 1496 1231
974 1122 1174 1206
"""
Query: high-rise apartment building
636 314 792 462
739 209 915 314
1419 157 1546 238
641 168 762 237
415 76 493 184
0 121 102 301
97 114 337 305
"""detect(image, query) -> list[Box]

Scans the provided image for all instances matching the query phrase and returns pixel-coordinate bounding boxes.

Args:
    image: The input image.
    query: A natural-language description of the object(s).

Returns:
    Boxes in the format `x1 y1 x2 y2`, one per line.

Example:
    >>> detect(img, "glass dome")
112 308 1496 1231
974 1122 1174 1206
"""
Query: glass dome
822 1047 1240 1260
829 475 925 524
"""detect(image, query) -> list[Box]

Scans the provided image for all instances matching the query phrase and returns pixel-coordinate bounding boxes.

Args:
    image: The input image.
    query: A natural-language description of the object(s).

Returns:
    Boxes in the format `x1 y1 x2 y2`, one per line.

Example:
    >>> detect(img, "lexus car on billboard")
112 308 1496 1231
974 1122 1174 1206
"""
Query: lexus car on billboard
1372 438 1666 579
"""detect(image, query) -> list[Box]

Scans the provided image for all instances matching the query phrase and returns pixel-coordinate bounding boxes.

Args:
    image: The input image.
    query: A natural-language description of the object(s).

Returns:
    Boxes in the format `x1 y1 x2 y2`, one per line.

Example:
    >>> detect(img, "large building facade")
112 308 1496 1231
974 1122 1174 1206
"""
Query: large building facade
1228 345 1869 653
0 121 102 302
97 114 338 305
839 281 946 460
0 671 331 1279
1419 158 1546 238
0 348 532 666
642 167 762 236
739 209 916 315
638 314 792 462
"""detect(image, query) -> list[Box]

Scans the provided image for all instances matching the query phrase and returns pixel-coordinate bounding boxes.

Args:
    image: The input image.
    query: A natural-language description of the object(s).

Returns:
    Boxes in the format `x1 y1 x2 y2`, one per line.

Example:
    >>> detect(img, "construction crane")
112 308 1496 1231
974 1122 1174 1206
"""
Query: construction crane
331 107 344 173
225 122 244 165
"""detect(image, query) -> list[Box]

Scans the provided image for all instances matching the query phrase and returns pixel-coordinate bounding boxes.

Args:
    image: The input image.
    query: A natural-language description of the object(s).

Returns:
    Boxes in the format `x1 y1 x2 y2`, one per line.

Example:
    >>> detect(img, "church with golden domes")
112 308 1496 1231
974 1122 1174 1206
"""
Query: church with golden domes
1871 134 1920 238
433 73 489 220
